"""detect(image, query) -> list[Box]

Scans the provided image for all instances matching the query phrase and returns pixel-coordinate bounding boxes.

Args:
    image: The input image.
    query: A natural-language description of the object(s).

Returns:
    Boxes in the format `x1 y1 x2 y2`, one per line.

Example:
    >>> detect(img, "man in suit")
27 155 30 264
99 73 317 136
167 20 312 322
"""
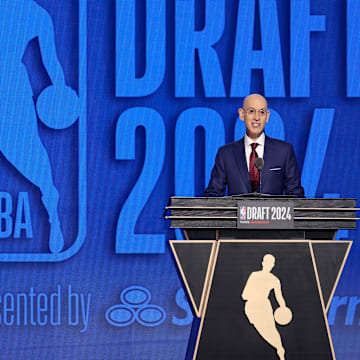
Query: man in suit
204 94 304 196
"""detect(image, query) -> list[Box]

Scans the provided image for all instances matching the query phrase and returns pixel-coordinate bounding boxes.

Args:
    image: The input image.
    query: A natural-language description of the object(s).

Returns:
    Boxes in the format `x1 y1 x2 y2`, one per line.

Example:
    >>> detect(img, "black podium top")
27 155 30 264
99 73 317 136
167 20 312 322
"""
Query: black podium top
165 196 358 240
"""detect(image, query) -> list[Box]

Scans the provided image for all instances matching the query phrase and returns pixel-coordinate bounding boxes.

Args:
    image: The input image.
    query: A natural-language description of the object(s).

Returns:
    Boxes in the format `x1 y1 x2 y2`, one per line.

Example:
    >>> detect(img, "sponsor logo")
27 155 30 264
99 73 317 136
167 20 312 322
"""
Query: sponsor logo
106 286 166 327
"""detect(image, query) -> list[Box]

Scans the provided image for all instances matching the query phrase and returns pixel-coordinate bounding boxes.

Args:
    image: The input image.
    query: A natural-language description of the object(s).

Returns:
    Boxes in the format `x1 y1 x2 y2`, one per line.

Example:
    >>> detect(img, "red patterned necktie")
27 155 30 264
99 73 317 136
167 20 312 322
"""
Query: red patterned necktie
249 143 259 192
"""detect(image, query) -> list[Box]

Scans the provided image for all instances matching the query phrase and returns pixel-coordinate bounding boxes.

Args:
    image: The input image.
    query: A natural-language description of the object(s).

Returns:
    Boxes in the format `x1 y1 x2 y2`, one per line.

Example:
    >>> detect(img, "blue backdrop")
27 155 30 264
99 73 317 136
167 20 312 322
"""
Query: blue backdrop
1 0 360 358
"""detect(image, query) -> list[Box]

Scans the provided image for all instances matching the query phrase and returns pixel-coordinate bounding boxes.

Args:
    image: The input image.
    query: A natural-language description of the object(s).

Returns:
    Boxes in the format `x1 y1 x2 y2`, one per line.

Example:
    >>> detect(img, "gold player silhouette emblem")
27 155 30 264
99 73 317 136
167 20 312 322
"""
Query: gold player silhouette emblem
242 254 292 360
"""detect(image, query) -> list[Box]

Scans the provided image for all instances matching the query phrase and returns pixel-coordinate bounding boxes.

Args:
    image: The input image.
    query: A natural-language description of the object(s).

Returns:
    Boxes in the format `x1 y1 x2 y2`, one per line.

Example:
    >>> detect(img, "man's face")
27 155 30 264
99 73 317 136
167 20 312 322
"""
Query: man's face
238 95 270 140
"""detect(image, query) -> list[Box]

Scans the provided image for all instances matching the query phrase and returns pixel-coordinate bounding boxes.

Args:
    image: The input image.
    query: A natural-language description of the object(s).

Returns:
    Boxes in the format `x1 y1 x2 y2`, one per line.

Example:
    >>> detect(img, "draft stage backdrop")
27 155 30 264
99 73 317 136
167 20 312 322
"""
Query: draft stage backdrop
1 0 360 359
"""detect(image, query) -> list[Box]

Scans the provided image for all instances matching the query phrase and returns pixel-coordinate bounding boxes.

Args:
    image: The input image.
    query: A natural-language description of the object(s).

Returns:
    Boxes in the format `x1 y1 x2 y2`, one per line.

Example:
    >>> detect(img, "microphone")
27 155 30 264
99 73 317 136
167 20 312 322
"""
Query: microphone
254 158 264 194
254 157 264 170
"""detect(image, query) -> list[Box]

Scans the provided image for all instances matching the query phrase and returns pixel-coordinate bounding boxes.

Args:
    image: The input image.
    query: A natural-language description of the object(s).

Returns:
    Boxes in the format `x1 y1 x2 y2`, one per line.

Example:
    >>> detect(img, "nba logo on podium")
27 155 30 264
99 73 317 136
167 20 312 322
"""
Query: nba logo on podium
0 0 87 262
240 206 247 220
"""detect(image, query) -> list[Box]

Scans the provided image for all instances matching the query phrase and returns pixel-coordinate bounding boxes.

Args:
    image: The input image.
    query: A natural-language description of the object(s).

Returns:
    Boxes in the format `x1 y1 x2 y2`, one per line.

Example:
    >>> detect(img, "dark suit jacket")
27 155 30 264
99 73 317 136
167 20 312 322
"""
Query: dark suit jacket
204 136 304 196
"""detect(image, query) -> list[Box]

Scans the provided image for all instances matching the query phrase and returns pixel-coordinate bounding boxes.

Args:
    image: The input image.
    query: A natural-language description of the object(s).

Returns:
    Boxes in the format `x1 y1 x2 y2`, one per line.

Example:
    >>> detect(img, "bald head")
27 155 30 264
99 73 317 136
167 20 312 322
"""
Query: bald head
243 94 268 109
239 94 270 140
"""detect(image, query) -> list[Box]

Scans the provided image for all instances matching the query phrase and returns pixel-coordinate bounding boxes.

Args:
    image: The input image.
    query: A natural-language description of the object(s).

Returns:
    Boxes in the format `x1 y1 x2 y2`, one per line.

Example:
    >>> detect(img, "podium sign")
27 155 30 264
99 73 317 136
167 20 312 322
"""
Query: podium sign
237 200 294 229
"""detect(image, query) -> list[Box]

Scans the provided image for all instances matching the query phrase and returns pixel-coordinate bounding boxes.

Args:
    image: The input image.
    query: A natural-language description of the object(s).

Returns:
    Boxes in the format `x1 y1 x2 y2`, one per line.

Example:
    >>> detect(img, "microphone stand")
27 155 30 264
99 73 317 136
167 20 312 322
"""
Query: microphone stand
258 167 262 195
233 158 268 197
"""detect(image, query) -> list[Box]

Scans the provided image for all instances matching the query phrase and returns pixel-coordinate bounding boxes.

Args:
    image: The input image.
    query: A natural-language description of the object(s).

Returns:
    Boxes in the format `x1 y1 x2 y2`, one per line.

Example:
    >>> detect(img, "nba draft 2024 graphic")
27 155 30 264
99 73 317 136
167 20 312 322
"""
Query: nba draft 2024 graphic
1 0 360 359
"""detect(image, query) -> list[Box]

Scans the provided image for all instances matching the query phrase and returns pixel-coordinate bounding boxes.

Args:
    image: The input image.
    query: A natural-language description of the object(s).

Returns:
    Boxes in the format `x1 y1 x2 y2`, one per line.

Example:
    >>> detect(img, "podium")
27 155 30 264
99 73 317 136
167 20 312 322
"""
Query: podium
166 196 358 360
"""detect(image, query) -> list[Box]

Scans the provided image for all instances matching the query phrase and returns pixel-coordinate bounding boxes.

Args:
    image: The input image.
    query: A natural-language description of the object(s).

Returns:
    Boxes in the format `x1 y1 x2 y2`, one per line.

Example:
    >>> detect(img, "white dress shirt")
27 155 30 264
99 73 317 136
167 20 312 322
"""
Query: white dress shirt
244 132 265 171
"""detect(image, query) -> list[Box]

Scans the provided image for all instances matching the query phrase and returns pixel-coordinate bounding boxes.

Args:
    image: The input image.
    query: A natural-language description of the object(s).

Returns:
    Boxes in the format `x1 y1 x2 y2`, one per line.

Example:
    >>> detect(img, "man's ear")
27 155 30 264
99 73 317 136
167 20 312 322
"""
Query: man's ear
266 110 270 123
238 108 245 121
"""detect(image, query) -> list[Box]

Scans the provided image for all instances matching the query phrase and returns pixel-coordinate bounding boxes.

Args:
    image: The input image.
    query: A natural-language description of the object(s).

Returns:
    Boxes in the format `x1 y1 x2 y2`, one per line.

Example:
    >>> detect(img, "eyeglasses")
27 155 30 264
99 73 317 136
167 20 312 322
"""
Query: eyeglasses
244 108 268 117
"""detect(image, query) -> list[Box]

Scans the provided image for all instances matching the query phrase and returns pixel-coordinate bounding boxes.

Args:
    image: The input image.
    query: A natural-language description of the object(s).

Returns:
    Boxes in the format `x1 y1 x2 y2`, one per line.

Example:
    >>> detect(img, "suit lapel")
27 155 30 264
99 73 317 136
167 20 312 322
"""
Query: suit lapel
232 138 252 193
262 135 273 190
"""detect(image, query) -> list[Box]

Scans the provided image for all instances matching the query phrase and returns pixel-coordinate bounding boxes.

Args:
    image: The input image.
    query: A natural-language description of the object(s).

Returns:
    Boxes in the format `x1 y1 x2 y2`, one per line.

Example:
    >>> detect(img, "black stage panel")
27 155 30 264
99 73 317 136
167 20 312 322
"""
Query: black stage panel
312 241 351 308
196 241 333 360
172 242 214 314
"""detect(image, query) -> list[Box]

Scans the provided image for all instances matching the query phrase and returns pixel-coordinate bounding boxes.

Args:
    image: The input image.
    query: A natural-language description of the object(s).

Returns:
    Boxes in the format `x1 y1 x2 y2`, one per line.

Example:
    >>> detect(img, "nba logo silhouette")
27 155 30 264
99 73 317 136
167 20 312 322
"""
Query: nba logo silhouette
240 206 247 220
0 0 87 262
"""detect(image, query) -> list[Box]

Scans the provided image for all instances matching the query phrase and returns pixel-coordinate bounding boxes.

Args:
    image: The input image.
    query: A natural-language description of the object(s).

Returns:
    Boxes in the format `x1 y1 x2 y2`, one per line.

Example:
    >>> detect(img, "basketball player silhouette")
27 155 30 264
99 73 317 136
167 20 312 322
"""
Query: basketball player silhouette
242 254 290 360
1 0 78 253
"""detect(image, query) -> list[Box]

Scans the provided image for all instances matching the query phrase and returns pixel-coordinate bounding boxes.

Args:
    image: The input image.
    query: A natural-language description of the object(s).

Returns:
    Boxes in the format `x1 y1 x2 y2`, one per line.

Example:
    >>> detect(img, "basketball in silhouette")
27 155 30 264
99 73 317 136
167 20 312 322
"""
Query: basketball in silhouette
274 306 292 325
36 85 79 129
